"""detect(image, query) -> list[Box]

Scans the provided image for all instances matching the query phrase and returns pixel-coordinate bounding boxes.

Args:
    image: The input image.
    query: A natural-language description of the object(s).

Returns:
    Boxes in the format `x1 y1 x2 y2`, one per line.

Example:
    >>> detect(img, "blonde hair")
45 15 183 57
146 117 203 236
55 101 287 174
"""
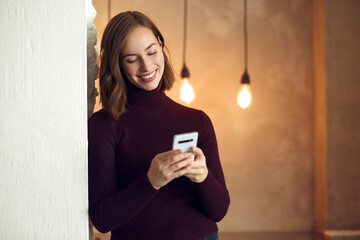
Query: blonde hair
99 11 175 120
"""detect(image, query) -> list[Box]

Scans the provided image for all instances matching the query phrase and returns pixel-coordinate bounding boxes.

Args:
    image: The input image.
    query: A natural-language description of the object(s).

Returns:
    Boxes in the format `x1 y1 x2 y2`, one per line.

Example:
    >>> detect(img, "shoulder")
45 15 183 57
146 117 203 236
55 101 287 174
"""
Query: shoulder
88 109 111 127
170 98 212 121
166 97 214 130
89 109 107 121
88 109 119 134
89 109 122 124
88 109 121 145
166 97 206 116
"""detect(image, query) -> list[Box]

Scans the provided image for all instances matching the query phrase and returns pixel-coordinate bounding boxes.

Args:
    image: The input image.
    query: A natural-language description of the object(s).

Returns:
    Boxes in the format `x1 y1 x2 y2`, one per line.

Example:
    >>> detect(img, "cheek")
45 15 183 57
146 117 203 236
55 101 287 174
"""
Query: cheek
156 53 165 68
121 64 136 77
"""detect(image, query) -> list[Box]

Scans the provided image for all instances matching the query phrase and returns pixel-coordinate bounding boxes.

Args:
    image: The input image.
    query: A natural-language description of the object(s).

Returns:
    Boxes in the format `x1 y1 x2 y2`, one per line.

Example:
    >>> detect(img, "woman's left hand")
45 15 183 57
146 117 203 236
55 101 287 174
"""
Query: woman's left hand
184 147 208 183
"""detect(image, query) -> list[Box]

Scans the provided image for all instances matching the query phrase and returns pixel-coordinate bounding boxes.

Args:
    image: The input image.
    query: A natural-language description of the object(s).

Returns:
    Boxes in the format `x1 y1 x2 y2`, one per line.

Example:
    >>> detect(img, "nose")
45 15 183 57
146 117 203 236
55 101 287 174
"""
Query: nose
140 57 151 72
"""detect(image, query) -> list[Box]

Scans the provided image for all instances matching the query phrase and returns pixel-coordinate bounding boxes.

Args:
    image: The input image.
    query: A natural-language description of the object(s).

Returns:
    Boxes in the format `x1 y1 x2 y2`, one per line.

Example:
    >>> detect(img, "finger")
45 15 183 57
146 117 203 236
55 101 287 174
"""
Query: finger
184 160 200 169
171 163 193 178
191 146 204 156
156 149 182 162
169 156 193 172
184 173 196 179
166 152 192 165
191 147 207 163
184 166 206 175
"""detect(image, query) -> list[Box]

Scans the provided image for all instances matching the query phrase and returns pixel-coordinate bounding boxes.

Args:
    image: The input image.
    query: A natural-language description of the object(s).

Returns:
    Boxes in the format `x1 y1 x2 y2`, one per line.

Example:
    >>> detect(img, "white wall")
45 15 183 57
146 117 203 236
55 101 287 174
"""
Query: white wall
0 0 89 239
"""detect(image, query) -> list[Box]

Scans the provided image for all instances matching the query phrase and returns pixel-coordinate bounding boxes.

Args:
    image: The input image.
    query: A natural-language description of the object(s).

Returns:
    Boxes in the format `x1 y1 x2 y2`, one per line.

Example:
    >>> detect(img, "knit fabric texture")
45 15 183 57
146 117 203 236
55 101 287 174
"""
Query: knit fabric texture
88 82 230 240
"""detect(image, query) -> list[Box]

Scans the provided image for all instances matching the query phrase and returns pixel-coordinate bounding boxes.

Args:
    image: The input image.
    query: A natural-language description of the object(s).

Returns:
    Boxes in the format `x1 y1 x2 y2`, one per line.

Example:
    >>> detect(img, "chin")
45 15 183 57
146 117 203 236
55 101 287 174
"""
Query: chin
144 84 159 91
143 80 161 91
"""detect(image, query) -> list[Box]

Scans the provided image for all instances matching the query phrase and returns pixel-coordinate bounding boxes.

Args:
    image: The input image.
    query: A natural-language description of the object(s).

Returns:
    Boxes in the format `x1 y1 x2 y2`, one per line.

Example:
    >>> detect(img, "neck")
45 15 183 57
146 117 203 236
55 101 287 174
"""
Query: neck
125 79 168 107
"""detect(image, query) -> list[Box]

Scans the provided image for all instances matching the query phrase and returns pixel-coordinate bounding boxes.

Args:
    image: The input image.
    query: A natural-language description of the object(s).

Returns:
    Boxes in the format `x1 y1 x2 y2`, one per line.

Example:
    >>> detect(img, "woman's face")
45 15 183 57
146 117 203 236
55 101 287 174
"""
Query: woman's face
120 26 165 91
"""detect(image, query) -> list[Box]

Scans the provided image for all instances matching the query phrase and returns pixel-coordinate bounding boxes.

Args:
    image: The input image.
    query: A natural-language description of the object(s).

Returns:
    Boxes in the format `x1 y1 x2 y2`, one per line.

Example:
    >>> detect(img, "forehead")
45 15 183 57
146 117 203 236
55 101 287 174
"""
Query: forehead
121 26 158 54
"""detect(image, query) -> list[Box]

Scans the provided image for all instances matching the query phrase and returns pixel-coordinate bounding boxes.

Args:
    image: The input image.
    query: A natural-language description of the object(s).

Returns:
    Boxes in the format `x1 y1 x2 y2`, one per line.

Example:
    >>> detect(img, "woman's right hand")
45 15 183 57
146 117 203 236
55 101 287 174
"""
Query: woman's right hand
147 150 194 190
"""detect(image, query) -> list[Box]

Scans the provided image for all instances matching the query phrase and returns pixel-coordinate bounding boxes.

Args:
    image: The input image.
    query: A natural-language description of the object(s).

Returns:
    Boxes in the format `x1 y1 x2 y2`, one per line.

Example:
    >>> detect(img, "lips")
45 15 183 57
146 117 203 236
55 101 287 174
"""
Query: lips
138 70 157 82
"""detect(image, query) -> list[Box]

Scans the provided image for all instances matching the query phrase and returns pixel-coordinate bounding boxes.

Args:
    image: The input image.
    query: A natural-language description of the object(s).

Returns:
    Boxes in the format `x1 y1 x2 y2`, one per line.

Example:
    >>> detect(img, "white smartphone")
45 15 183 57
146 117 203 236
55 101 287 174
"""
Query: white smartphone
172 131 198 160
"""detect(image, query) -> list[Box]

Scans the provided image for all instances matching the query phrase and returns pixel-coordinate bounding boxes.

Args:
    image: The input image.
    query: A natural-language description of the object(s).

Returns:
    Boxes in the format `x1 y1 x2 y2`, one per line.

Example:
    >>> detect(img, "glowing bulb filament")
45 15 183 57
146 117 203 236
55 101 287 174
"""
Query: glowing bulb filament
237 84 252 108
180 78 195 104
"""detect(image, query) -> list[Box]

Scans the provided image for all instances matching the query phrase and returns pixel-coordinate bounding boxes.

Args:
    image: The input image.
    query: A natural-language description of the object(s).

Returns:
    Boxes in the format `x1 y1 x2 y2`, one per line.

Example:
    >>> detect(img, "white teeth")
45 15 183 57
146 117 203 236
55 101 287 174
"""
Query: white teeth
141 70 156 79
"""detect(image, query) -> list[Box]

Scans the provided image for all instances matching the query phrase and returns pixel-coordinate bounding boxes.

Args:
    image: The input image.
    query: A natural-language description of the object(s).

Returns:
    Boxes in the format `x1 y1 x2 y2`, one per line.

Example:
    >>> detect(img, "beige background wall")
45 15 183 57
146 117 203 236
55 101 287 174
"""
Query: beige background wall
313 0 327 232
93 0 314 232
93 0 360 234
313 0 360 233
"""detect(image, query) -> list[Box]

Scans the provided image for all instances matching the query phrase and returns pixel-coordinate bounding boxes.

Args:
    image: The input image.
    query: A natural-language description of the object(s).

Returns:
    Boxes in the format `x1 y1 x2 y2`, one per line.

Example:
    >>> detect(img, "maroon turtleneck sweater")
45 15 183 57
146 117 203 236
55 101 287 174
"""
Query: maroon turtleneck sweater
88 82 230 240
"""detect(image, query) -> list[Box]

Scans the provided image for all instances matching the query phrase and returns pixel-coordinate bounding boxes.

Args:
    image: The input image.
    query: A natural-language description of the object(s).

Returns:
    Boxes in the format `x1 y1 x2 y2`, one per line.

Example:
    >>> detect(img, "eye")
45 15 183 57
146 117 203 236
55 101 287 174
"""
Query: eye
148 51 157 56
125 58 137 64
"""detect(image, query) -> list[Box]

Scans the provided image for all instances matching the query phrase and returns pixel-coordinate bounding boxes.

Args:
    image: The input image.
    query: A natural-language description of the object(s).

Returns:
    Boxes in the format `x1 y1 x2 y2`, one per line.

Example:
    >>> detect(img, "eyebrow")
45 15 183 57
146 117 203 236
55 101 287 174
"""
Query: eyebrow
122 43 157 58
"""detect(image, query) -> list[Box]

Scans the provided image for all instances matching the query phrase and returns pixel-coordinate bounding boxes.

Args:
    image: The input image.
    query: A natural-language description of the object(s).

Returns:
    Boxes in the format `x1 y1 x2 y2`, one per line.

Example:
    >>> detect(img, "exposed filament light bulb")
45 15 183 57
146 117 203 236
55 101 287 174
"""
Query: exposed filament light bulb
180 63 195 104
181 78 195 104
237 70 252 109
237 84 252 108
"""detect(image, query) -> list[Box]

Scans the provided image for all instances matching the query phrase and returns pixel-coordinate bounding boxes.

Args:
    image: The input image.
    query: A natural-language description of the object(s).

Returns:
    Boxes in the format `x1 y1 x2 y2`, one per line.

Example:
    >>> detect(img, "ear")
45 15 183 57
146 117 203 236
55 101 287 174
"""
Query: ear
158 36 163 48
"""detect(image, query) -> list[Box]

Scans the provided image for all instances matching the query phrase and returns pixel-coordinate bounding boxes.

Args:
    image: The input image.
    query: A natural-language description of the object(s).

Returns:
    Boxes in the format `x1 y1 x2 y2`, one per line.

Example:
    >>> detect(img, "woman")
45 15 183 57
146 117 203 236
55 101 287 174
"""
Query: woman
88 11 230 240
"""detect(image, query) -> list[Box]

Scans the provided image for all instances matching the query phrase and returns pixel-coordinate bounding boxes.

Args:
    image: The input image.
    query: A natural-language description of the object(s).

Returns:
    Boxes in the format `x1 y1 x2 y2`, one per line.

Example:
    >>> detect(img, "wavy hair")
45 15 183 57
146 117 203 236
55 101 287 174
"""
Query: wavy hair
99 11 175 120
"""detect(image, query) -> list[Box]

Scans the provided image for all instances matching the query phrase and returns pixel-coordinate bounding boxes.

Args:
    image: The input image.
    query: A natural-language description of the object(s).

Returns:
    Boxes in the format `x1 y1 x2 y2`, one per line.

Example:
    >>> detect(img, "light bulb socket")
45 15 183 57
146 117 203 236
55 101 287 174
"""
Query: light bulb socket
241 69 250 84
181 63 190 78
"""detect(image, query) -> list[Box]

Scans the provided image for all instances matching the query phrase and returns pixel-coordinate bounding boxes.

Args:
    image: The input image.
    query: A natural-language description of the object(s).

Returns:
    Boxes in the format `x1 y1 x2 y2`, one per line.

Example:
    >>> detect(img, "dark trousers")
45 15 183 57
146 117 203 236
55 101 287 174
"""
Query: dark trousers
198 232 219 240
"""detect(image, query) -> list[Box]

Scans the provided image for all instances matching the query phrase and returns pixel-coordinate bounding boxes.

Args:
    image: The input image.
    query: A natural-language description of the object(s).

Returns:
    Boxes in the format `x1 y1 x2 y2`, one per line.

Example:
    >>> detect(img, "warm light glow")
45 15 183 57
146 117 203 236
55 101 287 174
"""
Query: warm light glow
237 83 252 108
180 78 195 104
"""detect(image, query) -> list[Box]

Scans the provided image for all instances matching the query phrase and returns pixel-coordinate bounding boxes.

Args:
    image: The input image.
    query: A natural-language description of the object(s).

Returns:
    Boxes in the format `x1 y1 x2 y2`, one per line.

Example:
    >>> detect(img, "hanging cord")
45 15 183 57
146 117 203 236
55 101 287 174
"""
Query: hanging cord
241 0 250 84
243 0 248 70
181 0 190 78
182 0 188 64
107 0 111 22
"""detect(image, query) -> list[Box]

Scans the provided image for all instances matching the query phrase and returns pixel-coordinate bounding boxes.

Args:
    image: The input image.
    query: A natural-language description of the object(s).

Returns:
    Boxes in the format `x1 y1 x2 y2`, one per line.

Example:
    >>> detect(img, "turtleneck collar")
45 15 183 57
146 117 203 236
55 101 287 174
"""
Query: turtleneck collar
125 79 168 108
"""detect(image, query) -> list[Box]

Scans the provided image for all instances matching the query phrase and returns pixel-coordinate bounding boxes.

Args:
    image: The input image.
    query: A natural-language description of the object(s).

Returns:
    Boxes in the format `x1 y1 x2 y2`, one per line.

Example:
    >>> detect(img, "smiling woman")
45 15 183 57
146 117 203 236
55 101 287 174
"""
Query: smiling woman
88 11 230 240
97 11 175 120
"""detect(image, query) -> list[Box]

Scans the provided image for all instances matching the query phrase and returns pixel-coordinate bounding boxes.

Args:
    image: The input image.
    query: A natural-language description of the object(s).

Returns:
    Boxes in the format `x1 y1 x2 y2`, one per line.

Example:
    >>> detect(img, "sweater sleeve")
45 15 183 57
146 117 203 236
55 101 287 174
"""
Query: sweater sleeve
88 111 158 233
192 111 230 222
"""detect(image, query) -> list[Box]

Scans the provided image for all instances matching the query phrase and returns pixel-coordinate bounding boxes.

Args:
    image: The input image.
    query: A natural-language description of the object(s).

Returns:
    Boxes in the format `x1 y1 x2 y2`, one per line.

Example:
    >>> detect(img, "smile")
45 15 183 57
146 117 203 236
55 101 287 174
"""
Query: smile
139 70 157 80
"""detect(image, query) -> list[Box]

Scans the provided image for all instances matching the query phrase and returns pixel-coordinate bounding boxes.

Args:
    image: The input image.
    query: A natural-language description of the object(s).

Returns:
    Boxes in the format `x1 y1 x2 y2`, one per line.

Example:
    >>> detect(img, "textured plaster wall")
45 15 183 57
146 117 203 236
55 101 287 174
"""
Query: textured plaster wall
313 0 328 232
314 0 360 232
93 0 314 232
87 1 99 118
0 0 88 239
325 0 360 230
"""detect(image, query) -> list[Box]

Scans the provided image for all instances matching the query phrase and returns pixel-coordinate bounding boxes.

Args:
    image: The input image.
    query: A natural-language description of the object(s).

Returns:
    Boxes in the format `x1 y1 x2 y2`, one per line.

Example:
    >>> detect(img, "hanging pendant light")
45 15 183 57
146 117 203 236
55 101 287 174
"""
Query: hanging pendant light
237 70 252 108
237 0 252 109
180 63 195 104
180 0 195 104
